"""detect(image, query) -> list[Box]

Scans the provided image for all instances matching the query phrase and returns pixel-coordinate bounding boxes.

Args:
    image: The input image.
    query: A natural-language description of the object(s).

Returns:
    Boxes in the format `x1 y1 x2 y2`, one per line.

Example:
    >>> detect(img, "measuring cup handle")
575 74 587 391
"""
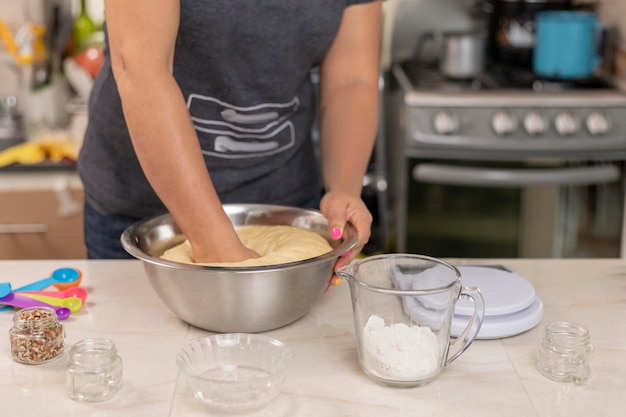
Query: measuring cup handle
445 286 485 365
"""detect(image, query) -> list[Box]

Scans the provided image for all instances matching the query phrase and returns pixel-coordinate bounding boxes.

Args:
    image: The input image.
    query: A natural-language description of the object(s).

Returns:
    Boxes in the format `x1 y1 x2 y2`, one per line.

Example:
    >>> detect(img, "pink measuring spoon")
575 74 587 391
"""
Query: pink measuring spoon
19 286 88 304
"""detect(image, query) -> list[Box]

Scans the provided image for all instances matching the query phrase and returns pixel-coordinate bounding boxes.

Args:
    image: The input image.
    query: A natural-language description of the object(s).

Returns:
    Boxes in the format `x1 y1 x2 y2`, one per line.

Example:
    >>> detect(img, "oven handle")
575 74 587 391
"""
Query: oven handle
412 163 621 187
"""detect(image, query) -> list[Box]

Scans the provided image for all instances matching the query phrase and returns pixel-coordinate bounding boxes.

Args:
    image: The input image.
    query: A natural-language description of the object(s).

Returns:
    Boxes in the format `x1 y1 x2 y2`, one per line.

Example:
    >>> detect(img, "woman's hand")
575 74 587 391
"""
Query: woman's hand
320 190 372 281
188 218 261 264
193 242 260 264
316 1 381 290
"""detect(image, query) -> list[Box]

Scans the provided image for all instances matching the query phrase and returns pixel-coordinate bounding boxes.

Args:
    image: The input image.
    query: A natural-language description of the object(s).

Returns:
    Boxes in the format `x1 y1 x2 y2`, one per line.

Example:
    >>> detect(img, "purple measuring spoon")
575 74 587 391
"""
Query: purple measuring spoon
0 287 71 320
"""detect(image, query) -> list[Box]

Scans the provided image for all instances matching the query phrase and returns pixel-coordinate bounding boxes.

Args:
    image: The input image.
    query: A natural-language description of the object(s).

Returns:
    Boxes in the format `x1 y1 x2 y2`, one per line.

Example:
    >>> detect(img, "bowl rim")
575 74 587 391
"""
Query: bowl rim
175 333 293 381
120 204 358 271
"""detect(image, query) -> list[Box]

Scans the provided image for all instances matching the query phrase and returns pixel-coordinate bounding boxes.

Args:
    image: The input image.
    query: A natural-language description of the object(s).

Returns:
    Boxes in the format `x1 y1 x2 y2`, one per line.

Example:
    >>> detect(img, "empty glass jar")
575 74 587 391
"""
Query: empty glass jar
67 338 123 402
537 322 593 384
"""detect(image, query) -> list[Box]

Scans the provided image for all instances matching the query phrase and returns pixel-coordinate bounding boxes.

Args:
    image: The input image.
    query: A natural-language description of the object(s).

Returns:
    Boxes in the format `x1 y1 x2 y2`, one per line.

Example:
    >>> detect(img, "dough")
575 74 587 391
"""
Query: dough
161 225 333 267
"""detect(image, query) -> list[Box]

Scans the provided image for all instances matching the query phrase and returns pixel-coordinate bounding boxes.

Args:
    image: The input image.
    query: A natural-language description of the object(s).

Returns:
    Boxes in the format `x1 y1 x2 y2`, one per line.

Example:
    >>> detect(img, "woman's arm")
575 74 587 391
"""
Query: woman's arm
104 0 257 263
318 0 382 269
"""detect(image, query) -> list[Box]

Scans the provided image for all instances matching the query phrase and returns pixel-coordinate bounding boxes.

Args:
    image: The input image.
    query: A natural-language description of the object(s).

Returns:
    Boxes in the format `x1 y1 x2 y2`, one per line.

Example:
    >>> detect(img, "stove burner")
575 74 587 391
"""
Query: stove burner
400 61 617 92
490 64 615 91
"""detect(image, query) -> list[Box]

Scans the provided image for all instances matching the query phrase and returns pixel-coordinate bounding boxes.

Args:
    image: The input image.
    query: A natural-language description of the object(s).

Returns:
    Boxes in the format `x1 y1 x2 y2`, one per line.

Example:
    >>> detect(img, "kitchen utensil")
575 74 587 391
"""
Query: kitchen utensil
0 282 11 297
0 292 71 320
13 267 81 292
486 0 573 68
19 293 82 313
450 266 543 339
336 253 485 387
53 269 83 290
383 0 476 69
0 267 83 312
533 11 603 79
415 30 487 80
440 31 487 79
20 286 88 303
176 334 292 414
0 283 87 311
121 204 357 333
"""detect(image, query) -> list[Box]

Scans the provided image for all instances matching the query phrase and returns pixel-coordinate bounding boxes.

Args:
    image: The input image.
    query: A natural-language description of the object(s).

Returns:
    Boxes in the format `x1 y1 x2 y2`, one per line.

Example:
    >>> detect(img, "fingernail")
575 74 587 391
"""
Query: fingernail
341 251 350 258
331 227 342 240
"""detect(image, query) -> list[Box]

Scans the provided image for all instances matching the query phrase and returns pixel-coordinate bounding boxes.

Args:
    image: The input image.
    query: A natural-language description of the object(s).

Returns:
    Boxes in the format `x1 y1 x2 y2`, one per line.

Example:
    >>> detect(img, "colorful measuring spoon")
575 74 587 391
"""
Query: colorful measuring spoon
0 292 71 320
18 293 82 314
20 286 88 304
15 268 81 292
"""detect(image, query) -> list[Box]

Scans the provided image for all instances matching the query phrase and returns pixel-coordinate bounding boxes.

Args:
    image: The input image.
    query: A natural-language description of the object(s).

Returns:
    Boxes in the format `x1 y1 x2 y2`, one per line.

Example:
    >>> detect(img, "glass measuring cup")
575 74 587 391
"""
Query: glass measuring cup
336 254 485 387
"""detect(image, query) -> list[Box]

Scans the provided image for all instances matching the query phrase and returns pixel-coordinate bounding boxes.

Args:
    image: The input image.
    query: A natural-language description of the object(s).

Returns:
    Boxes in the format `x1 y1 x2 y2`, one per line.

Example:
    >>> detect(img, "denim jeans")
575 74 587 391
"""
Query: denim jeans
83 194 322 259
83 198 143 259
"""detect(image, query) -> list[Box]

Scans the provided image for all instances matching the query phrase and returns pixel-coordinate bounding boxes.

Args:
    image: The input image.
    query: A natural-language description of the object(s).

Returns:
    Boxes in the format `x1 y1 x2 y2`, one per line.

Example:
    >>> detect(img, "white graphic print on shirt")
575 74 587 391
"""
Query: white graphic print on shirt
187 95 299 159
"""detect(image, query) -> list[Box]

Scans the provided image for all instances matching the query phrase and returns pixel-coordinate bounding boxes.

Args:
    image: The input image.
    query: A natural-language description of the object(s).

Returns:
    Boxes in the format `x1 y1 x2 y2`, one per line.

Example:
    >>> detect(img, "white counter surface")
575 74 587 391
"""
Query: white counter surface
0 258 625 416
0 170 81 192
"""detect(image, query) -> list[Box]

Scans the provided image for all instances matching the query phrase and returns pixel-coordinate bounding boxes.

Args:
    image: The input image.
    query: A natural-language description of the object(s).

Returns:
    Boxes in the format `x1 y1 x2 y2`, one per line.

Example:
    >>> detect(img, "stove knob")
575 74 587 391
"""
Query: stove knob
554 111 580 136
586 111 612 136
433 111 460 135
523 111 548 136
491 111 517 136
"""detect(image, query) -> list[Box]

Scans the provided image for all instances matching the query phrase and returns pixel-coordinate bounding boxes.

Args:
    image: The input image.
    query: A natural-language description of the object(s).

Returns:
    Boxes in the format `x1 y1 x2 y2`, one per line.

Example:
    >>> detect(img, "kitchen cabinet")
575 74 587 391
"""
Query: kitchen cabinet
0 171 85 259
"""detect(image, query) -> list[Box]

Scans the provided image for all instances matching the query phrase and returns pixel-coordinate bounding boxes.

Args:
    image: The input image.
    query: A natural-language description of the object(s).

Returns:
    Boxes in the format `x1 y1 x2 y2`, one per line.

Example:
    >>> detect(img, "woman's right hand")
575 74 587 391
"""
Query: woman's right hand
187 220 260 264
192 240 260 264
106 0 258 266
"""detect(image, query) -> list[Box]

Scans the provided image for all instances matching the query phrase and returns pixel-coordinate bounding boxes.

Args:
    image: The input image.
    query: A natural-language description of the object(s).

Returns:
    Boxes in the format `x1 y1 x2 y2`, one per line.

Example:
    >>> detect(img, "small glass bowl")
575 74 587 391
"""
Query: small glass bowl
176 333 292 413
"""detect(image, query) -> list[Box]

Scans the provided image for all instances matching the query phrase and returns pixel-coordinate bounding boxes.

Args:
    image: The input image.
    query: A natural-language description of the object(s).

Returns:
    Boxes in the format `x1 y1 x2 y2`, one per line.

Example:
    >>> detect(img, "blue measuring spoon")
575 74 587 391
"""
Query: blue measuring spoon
0 282 11 298
14 268 81 292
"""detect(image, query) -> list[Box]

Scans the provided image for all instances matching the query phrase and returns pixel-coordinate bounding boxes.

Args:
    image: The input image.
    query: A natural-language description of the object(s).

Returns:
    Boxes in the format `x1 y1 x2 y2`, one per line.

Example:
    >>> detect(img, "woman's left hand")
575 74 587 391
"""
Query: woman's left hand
320 190 372 285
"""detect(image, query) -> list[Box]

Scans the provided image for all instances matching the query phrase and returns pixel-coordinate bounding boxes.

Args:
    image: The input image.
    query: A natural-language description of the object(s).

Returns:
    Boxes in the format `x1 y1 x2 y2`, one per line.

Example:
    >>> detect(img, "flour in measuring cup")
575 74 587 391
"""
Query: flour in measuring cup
362 315 440 379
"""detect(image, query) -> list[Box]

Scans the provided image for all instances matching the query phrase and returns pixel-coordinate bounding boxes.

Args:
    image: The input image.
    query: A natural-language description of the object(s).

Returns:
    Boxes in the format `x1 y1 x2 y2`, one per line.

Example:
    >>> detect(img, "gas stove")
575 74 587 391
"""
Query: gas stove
392 62 626 161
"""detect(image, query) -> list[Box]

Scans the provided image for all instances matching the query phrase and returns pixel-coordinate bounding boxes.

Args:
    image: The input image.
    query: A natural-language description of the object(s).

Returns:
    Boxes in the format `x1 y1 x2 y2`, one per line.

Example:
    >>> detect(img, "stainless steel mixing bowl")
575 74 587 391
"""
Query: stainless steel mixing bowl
121 204 357 333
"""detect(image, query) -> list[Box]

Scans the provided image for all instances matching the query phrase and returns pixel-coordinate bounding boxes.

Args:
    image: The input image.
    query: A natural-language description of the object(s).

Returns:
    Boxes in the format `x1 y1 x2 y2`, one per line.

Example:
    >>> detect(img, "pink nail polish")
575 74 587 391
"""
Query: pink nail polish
331 227 342 240
341 251 350 258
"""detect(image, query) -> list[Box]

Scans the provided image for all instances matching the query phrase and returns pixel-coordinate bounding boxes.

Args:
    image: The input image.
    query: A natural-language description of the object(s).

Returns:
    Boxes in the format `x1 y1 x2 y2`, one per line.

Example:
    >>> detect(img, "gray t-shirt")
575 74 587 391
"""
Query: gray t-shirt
78 0 375 219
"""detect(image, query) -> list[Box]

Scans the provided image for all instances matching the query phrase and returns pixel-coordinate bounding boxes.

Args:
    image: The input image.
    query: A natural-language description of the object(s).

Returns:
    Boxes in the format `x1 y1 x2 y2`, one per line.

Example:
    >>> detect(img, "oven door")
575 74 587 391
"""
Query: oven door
403 159 624 258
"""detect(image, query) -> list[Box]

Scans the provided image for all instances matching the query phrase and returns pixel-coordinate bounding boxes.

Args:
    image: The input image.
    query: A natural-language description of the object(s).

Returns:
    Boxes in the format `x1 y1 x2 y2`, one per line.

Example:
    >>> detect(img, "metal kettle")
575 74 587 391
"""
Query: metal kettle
417 31 487 80
440 31 487 79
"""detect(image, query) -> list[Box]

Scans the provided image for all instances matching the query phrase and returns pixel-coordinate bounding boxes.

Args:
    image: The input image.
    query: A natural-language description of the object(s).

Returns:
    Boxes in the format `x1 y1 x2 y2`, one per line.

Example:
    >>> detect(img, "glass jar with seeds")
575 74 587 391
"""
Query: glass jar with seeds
9 307 65 364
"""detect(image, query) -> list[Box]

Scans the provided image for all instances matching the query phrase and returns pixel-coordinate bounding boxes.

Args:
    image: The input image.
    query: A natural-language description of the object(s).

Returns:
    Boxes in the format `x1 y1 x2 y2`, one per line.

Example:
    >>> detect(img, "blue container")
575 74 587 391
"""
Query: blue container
533 11 602 80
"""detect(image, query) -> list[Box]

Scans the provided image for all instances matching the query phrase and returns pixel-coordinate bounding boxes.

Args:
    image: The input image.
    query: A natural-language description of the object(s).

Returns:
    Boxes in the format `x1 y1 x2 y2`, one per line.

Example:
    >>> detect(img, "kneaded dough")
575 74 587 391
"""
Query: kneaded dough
161 225 333 267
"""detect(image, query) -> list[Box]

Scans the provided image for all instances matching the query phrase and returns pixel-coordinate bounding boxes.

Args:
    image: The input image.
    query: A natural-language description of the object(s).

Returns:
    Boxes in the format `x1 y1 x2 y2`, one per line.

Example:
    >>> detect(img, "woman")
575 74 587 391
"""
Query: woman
78 0 381 283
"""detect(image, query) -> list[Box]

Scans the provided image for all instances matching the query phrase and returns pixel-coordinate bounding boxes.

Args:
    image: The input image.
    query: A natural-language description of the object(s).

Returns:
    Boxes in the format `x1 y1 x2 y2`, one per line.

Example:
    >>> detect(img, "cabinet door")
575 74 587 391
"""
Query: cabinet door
0 188 86 259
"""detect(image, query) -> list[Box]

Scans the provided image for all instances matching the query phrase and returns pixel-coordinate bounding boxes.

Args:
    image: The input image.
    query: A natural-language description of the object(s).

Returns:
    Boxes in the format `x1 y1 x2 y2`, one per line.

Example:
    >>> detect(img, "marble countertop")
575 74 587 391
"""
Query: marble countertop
0 258 625 416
